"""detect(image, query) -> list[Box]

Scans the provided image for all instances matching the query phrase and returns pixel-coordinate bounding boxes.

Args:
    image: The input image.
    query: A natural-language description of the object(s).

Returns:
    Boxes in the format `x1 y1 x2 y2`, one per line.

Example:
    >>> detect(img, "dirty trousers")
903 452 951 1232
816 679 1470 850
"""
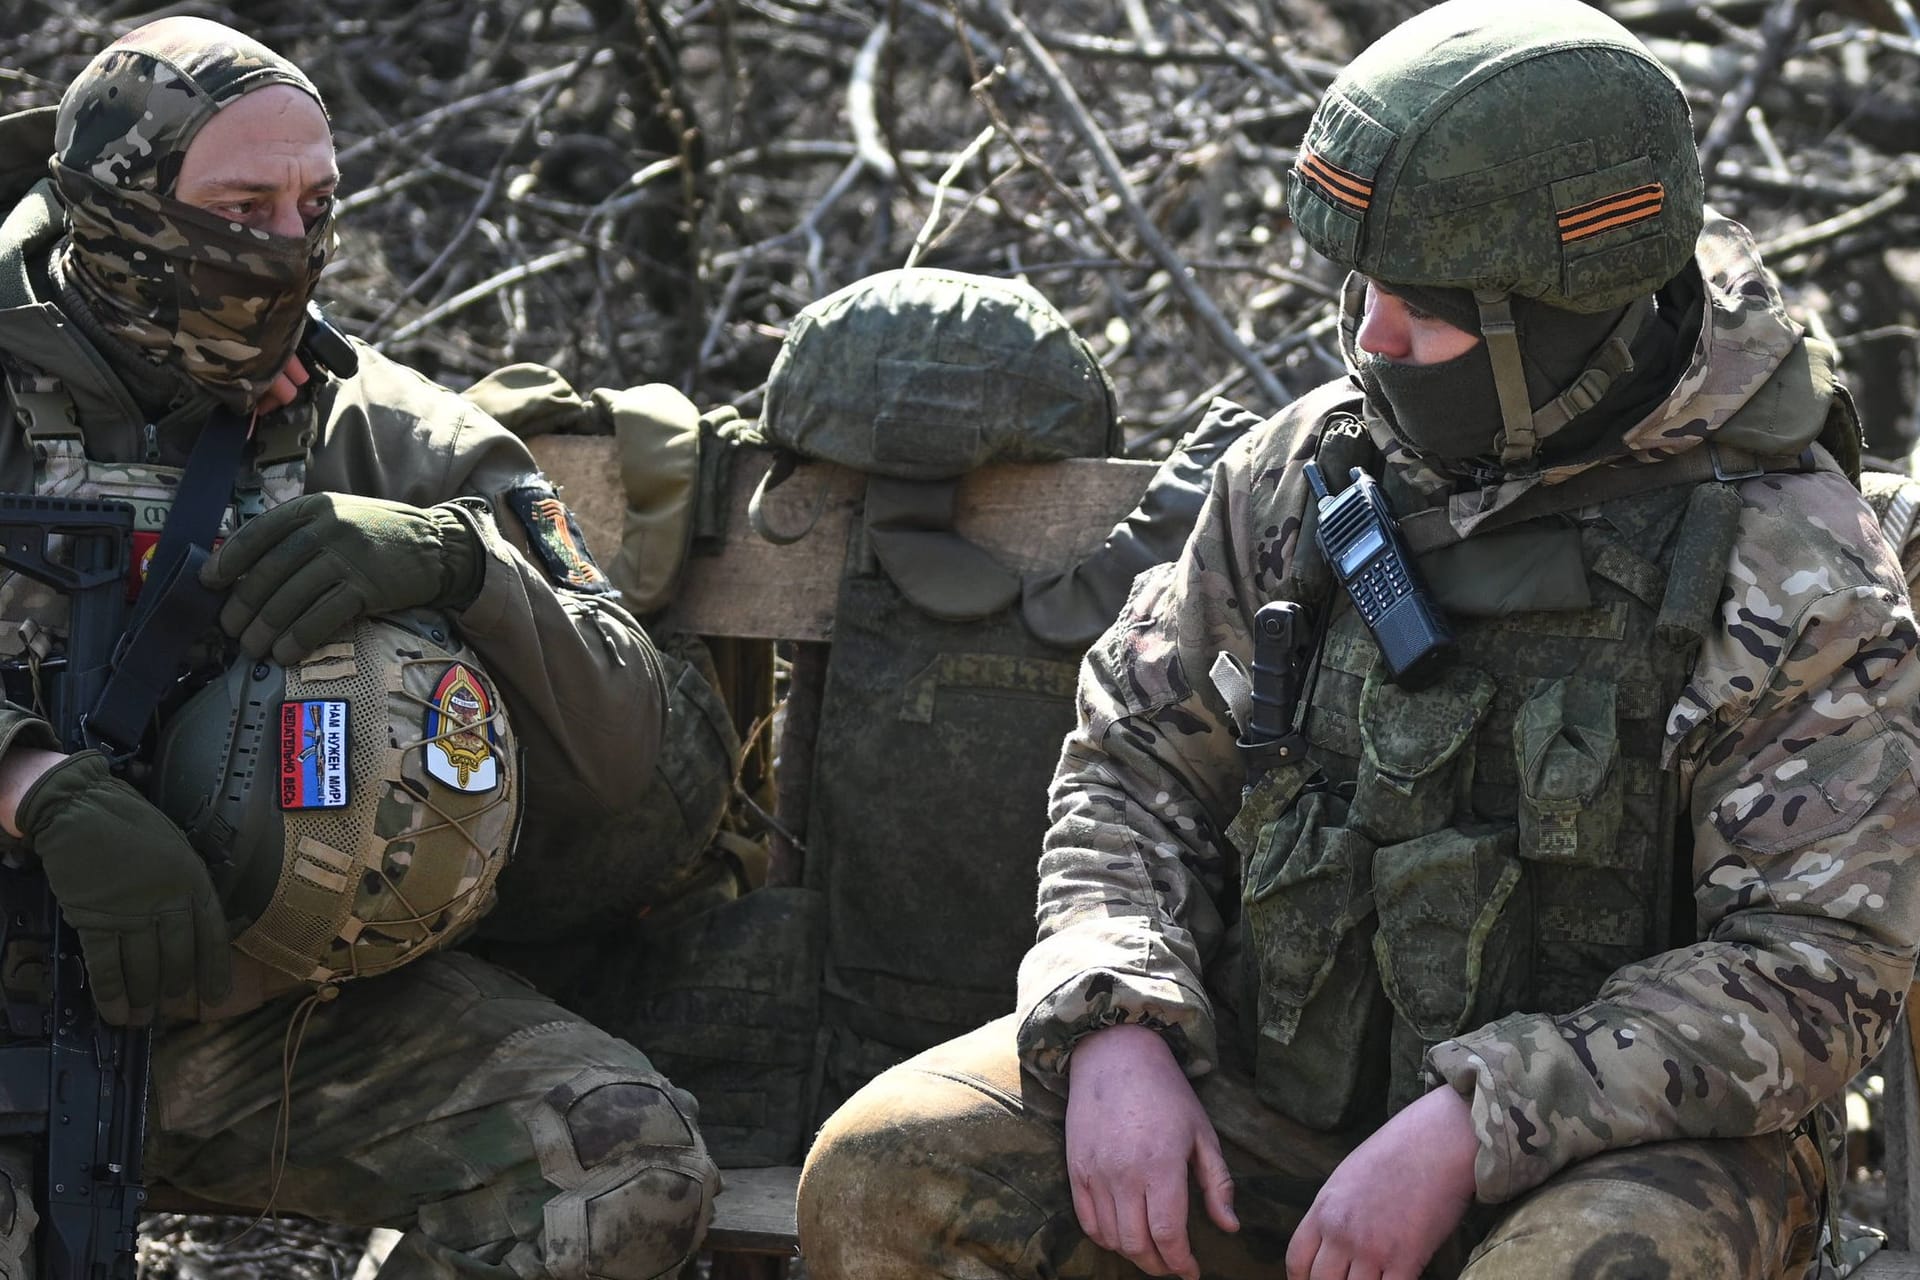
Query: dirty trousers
0 951 719 1280
798 1014 1824 1280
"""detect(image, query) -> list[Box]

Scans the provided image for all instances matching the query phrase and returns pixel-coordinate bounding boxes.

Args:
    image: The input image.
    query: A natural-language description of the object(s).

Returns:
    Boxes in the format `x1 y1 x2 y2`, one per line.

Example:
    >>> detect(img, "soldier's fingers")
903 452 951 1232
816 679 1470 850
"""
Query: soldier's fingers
1192 1128 1238 1233
77 927 138 1026
1069 1172 1104 1246
1286 1215 1322 1280
1112 1193 1176 1277
1145 1174 1199 1280
116 921 160 1022
195 894 232 1003
200 498 314 588
240 569 346 660
239 544 340 629
272 586 365 667
1086 1184 1121 1255
1308 1242 1354 1280
154 907 194 998
216 534 330 642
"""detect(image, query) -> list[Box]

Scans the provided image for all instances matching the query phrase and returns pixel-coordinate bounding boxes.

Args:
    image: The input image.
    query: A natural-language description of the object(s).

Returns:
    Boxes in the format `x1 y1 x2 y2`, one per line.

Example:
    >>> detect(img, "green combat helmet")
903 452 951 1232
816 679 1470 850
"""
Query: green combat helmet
1288 0 1704 470
151 612 520 993
755 268 1119 619
760 267 1118 481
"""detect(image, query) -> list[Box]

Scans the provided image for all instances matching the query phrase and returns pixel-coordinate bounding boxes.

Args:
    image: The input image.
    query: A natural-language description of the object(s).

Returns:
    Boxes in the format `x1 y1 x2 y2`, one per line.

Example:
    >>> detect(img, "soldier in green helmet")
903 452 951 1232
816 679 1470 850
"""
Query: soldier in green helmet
0 15 719 1280
797 1 1920 1276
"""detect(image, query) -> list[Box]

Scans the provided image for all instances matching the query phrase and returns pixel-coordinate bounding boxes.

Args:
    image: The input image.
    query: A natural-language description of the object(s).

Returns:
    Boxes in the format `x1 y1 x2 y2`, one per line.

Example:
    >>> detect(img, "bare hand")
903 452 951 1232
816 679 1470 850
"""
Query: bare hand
1065 1024 1238 1279
252 353 311 415
1286 1085 1479 1280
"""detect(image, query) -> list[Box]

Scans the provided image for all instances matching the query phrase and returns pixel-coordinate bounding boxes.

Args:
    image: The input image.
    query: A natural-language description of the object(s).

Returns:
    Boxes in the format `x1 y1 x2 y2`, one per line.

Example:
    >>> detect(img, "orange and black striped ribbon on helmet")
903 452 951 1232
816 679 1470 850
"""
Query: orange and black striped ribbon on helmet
1558 182 1664 243
1296 145 1372 216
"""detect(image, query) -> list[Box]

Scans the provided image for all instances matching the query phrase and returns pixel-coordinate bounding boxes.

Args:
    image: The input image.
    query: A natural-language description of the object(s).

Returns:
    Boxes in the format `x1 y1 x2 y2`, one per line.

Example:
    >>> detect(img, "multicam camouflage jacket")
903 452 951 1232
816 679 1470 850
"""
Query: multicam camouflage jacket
0 177 668 856
1017 215 1920 1204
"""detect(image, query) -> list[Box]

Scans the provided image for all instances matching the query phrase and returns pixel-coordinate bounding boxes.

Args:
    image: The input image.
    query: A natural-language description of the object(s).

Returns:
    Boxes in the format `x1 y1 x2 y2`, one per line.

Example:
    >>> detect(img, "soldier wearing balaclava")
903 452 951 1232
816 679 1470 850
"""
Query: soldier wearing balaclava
49 18 331 414
0 18 722 1279
795 2 1920 1278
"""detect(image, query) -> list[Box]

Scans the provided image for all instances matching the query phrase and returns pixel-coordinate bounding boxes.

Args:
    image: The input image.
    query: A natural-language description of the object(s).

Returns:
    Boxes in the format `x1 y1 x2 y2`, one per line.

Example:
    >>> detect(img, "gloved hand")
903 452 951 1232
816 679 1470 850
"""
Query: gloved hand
17 751 230 1025
200 493 484 664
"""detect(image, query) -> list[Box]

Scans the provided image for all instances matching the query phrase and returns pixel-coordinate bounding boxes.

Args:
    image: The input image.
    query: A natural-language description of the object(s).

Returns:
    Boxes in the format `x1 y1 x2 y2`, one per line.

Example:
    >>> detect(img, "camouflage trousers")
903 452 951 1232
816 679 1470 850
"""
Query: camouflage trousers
0 951 719 1280
797 1015 1826 1279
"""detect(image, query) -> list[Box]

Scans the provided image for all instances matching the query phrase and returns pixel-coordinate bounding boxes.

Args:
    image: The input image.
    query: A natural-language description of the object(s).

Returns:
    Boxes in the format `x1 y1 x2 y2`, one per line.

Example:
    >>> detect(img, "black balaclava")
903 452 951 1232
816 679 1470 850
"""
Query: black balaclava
1344 275 1689 474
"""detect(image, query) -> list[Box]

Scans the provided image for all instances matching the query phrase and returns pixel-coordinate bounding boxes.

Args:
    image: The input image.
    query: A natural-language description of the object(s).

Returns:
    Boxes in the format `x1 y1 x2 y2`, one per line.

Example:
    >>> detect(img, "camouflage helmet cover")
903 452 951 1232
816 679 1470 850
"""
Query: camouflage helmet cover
760 267 1119 481
152 611 520 988
1288 0 1704 313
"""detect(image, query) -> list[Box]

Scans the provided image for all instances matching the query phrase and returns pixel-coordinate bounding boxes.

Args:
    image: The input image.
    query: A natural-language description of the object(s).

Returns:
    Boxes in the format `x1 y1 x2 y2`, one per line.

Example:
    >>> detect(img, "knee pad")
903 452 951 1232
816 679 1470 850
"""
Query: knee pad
522 1067 720 1280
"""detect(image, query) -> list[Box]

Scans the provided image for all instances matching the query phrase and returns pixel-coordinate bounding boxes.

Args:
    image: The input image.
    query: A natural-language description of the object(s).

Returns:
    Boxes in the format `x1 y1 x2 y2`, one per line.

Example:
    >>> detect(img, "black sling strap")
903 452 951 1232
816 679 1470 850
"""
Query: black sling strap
85 407 251 755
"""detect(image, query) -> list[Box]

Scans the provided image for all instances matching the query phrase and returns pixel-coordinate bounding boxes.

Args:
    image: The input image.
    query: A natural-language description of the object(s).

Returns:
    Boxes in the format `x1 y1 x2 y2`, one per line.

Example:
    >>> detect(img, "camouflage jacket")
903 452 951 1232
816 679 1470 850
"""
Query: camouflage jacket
1017 215 1920 1203
0 179 667 855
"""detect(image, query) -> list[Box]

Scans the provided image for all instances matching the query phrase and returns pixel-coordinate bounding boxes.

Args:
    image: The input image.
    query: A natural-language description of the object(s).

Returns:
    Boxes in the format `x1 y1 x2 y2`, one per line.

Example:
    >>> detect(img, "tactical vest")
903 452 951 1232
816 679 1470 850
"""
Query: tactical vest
0 358 307 671
1227 425 1743 1133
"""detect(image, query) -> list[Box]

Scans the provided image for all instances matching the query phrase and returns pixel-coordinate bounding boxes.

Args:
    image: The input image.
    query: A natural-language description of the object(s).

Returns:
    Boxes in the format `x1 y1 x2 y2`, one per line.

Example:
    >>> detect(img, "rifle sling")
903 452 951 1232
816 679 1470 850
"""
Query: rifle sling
87 408 251 755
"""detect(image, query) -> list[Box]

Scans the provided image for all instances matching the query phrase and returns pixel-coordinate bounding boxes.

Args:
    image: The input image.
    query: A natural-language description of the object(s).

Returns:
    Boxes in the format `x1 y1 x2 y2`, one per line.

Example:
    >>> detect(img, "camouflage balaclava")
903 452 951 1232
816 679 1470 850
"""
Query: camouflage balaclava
50 18 333 412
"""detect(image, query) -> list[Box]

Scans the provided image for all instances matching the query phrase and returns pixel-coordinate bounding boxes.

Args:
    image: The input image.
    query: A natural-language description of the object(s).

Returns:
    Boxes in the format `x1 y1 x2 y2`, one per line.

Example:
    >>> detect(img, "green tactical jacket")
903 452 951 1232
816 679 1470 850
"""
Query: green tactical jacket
0 179 667 877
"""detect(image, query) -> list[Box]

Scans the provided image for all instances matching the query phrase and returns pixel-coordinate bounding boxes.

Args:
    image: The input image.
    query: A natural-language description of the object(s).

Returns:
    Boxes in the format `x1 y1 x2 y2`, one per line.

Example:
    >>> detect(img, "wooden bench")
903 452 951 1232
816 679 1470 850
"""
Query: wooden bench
531 436 1920 1275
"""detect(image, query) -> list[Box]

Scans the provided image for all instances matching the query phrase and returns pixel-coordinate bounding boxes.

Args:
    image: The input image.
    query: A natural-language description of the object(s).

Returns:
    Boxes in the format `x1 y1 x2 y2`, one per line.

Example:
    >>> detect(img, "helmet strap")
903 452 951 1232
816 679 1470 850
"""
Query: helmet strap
1477 290 1653 471
1529 297 1651 441
1475 290 1539 470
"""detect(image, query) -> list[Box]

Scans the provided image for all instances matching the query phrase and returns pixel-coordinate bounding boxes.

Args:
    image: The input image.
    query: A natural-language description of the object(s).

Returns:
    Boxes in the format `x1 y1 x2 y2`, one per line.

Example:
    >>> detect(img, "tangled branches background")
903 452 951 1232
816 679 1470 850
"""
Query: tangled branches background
8 0 1920 458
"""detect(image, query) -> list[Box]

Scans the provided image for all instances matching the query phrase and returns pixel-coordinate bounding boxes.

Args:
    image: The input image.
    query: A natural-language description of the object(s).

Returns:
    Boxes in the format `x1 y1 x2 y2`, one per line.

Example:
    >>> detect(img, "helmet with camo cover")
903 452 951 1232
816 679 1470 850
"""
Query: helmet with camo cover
761 267 1118 480
1288 0 1704 467
151 611 520 989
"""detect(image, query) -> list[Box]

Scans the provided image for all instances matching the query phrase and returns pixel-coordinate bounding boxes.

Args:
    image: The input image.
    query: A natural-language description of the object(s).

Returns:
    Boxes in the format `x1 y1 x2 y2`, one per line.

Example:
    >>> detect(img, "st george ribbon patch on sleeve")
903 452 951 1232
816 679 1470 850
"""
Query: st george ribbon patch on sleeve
280 699 350 810
424 663 502 794
505 482 616 595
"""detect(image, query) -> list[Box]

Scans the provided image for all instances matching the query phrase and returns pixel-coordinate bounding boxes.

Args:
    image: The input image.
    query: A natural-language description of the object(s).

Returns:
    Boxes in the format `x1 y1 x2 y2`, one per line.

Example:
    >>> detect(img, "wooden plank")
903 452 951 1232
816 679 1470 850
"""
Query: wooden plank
706 1164 802 1255
1859 1250 1920 1278
669 451 1157 640
531 434 1159 641
668 455 862 642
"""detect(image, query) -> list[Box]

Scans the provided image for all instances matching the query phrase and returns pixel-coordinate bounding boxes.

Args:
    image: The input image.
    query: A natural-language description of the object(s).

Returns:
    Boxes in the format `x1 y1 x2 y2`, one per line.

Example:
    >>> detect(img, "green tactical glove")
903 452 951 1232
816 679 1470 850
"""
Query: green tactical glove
17 751 231 1025
200 493 485 665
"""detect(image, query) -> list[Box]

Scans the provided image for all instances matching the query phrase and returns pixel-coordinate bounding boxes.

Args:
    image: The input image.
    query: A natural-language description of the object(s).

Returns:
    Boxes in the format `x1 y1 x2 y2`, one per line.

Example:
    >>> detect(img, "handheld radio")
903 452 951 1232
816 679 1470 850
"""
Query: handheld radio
1304 461 1454 689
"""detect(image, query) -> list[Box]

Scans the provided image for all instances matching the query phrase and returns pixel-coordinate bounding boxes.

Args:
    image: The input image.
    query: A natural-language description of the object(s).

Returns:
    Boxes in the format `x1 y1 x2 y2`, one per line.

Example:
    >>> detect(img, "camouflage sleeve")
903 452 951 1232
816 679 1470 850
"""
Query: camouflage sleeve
307 347 667 825
1015 402 1330 1093
1427 469 1920 1204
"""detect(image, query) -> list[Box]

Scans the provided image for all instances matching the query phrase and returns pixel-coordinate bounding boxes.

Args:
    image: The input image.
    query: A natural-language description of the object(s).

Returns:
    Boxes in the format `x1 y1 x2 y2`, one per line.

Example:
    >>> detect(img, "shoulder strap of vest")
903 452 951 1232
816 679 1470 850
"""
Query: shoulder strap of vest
1398 443 1820 556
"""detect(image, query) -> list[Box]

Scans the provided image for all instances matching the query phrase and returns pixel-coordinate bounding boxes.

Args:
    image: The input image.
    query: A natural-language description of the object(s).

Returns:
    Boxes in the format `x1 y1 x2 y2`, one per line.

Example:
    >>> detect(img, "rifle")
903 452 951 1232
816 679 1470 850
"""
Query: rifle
0 495 150 1279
